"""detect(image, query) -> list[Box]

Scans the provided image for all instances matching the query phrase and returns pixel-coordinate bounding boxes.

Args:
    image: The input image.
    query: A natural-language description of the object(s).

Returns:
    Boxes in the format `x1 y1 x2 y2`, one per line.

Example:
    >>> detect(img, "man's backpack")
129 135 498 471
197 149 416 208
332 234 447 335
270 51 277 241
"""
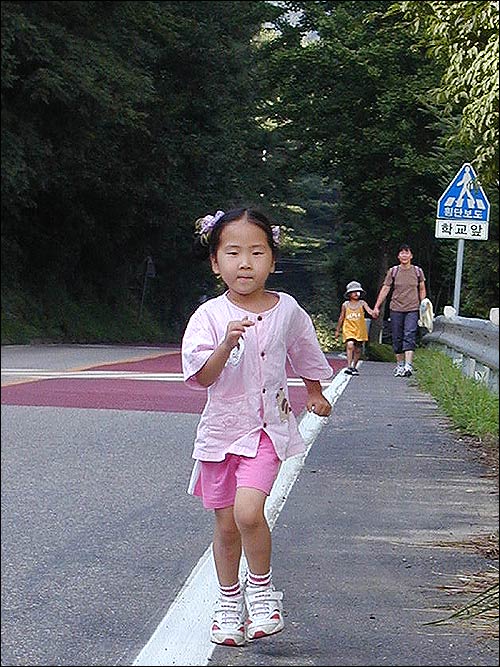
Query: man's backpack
390 264 424 284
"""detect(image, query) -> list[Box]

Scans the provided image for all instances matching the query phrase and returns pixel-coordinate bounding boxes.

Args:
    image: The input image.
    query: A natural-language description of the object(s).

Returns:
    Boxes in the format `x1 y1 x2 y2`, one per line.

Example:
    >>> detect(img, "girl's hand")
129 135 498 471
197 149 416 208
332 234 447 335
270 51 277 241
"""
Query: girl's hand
194 318 254 387
306 394 332 417
223 317 254 351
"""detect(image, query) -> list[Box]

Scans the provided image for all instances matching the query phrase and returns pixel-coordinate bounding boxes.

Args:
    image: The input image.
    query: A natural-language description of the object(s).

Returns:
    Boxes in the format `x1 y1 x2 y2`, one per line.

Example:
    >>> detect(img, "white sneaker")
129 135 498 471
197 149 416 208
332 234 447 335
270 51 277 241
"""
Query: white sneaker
245 586 284 640
210 596 246 646
394 365 405 377
403 364 413 377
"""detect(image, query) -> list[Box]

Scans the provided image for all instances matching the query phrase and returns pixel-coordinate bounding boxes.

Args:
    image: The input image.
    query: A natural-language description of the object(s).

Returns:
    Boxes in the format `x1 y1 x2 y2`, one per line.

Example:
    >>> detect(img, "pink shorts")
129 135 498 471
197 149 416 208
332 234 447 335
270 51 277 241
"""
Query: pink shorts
193 431 281 510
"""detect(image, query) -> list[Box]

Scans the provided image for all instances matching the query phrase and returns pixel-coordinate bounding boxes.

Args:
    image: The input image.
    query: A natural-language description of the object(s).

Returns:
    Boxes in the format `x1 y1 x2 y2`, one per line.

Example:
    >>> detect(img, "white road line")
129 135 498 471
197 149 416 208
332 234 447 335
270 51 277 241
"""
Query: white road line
132 370 351 666
1 370 186 381
1 370 330 386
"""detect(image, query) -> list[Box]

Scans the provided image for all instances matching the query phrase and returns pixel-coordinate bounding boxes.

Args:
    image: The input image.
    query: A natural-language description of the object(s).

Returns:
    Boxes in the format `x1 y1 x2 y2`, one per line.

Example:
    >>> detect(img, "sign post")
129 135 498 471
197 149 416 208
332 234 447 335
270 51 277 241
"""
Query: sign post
435 163 490 313
453 239 465 312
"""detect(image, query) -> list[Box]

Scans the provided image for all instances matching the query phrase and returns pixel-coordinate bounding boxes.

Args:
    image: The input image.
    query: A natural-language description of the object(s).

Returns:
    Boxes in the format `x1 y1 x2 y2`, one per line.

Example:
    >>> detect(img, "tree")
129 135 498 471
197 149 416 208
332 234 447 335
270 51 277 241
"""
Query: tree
392 1 499 315
394 1 499 186
259 1 445 315
1 1 279 339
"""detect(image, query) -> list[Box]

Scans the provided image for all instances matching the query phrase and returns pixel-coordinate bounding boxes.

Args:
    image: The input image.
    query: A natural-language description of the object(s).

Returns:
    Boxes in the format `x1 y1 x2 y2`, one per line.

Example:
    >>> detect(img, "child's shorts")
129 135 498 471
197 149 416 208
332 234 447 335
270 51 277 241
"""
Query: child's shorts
344 338 364 347
193 431 281 510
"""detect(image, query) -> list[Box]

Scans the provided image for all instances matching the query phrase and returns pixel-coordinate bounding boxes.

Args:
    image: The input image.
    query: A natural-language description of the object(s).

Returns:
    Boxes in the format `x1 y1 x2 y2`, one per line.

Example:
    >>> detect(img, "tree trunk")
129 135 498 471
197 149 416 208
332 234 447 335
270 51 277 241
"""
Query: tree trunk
369 248 389 343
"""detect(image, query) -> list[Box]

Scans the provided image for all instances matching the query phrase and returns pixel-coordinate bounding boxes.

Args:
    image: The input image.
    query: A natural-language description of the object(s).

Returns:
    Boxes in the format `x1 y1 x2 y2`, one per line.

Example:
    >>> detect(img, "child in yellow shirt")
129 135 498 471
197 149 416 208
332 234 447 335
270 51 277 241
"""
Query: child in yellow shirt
335 281 375 375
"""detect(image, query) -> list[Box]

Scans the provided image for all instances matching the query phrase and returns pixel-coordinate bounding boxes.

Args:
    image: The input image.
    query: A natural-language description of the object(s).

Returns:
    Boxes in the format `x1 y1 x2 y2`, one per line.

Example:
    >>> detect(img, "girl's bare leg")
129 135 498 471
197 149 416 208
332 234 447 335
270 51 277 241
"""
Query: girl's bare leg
233 487 271 575
213 506 242 586
346 341 355 367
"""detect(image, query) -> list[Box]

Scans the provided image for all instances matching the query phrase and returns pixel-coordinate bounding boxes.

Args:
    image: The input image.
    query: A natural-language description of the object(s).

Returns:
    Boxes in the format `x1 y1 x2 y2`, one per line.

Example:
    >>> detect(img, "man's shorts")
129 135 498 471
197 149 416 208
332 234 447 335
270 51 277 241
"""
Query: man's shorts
192 431 281 510
390 310 419 353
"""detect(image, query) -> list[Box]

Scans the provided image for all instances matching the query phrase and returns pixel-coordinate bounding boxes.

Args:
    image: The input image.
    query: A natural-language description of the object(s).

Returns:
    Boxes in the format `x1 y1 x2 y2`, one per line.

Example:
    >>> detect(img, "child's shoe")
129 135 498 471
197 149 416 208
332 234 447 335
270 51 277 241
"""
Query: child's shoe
403 363 413 377
393 365 405 377
245 586 284 640
210 595 246 646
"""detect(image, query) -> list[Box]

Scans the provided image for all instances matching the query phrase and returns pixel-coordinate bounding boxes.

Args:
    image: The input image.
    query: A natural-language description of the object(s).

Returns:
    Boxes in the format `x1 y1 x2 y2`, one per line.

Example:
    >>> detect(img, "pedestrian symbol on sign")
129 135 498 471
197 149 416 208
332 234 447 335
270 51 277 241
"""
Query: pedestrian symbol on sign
442 165 486 211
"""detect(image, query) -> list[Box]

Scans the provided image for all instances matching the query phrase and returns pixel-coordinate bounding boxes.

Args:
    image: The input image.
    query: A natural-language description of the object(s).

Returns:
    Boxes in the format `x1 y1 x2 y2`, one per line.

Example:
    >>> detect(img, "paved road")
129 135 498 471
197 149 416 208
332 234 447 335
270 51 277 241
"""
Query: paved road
1 346 498 666
210 361 498 667
1 344 342 666
2 345 210 666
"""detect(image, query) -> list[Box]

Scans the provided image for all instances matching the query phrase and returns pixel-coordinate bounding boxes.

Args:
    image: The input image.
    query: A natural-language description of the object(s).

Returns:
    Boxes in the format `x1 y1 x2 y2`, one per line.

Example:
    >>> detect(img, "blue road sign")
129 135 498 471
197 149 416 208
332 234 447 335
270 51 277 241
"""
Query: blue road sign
436 163 490 223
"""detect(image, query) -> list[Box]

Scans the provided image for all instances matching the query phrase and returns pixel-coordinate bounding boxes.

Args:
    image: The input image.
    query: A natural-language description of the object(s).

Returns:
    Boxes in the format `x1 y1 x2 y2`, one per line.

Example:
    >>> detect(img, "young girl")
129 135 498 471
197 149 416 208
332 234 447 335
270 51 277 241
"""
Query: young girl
181 207 332 646
335 280 375 375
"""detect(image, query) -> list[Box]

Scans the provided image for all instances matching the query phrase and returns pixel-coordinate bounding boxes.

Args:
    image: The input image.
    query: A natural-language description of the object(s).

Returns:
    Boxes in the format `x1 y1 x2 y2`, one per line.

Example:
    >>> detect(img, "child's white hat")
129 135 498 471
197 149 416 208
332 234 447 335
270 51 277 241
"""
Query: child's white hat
344 280 365 298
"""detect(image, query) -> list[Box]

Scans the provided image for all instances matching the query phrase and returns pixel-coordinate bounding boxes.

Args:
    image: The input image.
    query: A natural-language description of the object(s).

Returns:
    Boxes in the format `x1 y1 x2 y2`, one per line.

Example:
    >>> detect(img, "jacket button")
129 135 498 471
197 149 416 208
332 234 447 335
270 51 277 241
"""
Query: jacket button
257 315 262 321
263 422 267 428
260 351 265 357
262 388 266 393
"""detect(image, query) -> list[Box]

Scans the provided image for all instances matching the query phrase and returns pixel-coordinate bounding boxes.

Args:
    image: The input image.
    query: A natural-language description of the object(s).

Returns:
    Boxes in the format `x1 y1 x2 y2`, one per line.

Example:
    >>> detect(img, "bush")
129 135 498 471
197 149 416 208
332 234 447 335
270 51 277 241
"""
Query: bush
1 286 163 344
312 313 344 353
365 342 394 362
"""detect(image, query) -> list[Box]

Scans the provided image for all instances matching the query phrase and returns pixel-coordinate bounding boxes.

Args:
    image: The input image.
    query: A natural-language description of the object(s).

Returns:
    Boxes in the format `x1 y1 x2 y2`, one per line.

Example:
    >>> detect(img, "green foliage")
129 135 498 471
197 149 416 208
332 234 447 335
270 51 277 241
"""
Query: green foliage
260 1 450 309
414 349 499 439
461 237 500 318
1 285 163 344
386 1 499 316
394 1 499 186
1 1 497 343
365 342 395 362
1 0 278 340
261 0 498 318
311 313 344 353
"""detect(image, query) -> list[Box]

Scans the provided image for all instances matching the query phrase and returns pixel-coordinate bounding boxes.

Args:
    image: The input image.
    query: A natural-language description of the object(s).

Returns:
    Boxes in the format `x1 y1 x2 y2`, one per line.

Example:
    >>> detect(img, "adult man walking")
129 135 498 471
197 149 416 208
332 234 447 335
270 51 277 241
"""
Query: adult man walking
373 244 426 377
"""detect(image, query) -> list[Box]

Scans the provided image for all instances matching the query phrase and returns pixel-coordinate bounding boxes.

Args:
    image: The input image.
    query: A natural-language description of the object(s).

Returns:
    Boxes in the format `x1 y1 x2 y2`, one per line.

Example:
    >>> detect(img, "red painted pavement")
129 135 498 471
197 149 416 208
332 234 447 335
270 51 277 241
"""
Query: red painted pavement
1 352 345 414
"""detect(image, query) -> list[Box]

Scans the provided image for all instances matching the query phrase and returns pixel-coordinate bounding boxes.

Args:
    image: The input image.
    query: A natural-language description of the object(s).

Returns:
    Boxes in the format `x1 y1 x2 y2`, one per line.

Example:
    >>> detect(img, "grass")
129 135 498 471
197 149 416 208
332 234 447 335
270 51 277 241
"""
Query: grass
413 347 499 640
413 349 498 439
424 573 499 634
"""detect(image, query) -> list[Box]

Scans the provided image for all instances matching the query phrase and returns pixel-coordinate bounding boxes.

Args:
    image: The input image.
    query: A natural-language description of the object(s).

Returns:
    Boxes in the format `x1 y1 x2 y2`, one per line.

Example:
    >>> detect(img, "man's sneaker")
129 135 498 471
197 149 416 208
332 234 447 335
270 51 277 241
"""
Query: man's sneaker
245 586 284 640
351 367 360 375
345 367 354 375
394 365 405 377
210 596 246 646
403 364 413 377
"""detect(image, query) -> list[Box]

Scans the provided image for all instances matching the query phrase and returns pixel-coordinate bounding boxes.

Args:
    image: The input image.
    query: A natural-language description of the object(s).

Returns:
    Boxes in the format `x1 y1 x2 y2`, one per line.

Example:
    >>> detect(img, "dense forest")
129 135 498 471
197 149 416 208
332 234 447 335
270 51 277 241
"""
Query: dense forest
1 0 498 344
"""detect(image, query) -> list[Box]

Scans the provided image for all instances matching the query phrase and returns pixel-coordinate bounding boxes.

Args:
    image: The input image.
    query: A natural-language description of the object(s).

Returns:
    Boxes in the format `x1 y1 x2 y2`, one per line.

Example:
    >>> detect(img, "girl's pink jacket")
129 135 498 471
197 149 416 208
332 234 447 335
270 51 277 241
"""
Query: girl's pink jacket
182 291 333 463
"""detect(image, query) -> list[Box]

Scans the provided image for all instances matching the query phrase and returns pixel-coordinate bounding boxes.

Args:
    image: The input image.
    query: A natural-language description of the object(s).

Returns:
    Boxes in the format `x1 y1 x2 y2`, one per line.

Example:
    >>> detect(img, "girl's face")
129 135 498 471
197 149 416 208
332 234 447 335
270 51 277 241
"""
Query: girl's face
349 291 361 300
210 219 275 301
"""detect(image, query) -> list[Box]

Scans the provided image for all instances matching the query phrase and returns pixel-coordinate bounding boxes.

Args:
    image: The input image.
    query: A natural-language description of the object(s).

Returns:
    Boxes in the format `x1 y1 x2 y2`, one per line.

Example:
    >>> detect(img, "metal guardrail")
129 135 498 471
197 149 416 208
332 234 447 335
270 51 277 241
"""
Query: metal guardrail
422 312 499 394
